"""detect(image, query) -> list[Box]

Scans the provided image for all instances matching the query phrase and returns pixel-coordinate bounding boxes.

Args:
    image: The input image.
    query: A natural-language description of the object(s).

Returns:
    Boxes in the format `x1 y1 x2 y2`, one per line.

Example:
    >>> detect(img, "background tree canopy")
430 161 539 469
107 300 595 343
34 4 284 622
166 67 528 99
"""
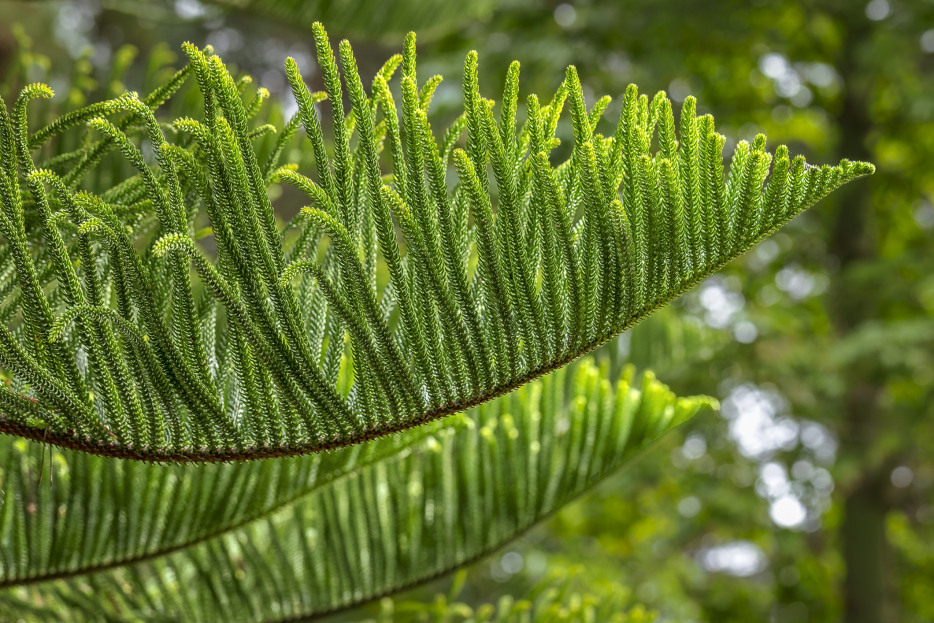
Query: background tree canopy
0 0 931 621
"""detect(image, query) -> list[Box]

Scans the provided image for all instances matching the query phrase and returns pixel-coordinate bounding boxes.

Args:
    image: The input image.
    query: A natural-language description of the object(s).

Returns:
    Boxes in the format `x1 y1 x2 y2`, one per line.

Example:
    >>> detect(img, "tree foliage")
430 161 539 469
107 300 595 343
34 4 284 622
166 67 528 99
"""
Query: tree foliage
204 0 496 40
0 356 714 621
0 24 872 462
0 6 890 620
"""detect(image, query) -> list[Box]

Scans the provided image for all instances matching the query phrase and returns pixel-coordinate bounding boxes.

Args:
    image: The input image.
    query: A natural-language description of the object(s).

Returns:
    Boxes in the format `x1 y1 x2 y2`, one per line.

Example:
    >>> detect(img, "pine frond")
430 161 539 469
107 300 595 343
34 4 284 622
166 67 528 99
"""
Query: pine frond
0 418 447 588
0 26 873 461
0 358 716 621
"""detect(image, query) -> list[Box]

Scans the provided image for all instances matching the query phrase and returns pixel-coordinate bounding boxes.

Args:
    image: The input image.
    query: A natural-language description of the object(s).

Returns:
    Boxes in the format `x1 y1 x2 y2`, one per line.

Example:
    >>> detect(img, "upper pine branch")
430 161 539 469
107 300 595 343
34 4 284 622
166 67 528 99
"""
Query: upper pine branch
0 24 874 461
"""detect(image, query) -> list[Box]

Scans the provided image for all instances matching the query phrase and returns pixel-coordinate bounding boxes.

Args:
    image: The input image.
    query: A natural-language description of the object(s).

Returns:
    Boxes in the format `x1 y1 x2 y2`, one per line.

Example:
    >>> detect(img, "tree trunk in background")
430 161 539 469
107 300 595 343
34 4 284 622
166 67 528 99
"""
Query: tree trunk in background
831 13 890 622
842 475 886 623
838 382 887 622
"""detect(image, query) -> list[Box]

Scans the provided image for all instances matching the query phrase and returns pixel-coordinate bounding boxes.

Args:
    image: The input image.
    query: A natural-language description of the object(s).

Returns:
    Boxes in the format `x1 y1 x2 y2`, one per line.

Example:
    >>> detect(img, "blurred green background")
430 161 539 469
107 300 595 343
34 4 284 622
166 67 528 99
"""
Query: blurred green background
1 0 933 621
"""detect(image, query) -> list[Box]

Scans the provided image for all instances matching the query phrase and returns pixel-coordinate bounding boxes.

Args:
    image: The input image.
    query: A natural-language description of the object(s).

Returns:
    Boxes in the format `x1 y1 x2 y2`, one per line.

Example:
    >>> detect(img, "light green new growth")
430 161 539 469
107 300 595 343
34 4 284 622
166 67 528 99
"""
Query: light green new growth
0 24 873 462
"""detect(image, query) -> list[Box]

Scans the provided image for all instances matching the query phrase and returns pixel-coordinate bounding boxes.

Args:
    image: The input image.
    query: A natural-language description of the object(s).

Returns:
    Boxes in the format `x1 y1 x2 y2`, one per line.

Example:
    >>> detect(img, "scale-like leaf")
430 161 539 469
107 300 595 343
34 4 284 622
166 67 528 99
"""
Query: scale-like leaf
0 358 716 621
0 24 873 461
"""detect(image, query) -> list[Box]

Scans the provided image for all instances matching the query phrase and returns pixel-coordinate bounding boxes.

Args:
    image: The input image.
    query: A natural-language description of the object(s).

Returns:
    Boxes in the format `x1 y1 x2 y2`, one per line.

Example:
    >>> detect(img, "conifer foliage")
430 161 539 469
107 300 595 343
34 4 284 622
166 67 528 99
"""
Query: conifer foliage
0 357 715 620
0 24 873 462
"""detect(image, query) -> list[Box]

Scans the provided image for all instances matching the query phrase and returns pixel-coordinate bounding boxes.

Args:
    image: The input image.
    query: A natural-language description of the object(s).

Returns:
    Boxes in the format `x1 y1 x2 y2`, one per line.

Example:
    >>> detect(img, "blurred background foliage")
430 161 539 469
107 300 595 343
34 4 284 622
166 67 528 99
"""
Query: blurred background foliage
1 0 933 621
